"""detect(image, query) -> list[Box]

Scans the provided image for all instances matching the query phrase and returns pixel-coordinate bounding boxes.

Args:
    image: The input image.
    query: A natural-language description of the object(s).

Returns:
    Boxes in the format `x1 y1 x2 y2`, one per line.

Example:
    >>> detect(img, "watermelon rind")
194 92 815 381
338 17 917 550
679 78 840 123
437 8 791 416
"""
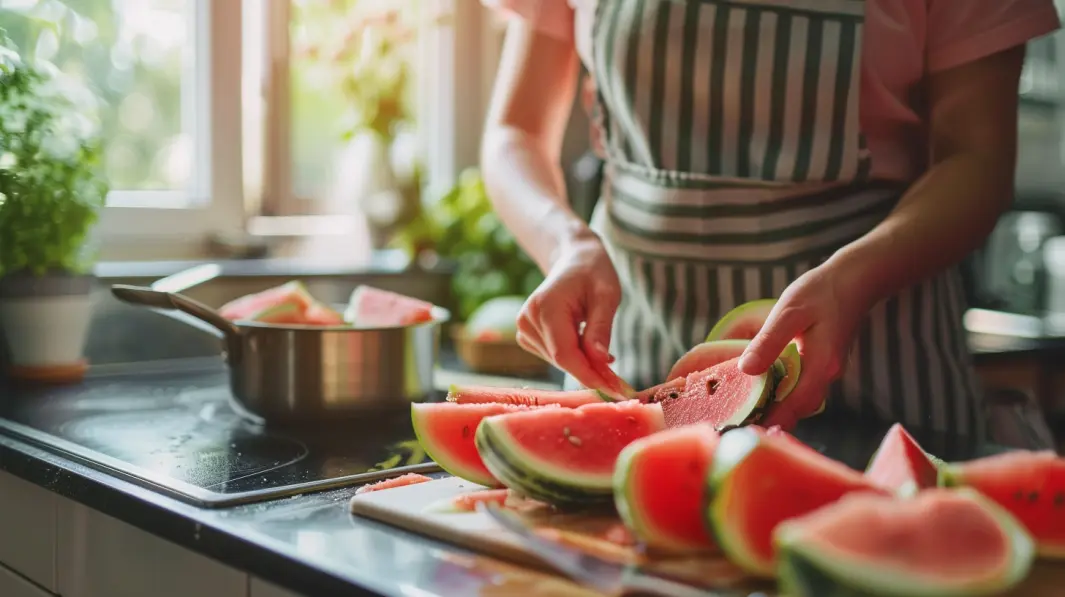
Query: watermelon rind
247 302 304 323
594 378 639 403
475 405 665 506
773 342 802 402
704 427 774 576
705 299 778 342
775 488 1035 597
411 404 500 488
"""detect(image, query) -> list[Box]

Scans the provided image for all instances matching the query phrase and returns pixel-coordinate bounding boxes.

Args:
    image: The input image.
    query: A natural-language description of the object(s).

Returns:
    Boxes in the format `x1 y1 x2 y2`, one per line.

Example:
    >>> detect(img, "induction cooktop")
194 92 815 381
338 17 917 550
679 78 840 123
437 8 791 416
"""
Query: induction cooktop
0 358 440 508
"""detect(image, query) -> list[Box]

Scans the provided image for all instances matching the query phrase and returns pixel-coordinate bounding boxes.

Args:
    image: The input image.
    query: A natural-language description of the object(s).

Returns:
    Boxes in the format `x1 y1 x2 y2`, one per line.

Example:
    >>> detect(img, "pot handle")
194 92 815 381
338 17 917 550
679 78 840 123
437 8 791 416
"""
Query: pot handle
110 284 243 363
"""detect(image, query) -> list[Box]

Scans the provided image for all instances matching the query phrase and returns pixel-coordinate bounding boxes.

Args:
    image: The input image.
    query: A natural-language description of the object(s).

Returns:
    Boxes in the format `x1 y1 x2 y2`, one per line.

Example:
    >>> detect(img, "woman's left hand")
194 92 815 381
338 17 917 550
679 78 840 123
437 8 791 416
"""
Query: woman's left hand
737 262 870 430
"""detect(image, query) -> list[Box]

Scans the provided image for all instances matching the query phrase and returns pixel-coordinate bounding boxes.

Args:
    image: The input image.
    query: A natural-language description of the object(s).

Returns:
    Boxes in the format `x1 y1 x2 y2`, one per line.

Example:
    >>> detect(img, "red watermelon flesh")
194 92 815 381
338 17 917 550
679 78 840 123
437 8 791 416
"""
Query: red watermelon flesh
411 402 551 487
451 488 512 512
774 489 1033 596
447 385 603 408
219 281 315 320
354 472 432 495
614 423 721 552
941 450 1065 558
644 358 772 430
247 302 307 324
345 285 436 328
303 302 345 325
864 423 939 498
708 428 889 577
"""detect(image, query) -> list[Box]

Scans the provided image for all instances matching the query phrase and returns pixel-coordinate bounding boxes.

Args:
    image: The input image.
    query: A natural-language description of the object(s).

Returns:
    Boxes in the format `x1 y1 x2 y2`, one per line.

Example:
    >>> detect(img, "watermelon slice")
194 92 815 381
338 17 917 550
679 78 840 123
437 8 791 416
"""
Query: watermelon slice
344 285 436 328
705 299 778 342
940 450 1065 558
864 423 940 498
642 357 774 431
411 402 551 487
613 423 721 552
475 401 666 506
775 489 1035 597
668 340 802 403
706 427 888 577
446 385 603 408
354 472 433 495
247 302 308 324
219 281 315 321
303 302 345 325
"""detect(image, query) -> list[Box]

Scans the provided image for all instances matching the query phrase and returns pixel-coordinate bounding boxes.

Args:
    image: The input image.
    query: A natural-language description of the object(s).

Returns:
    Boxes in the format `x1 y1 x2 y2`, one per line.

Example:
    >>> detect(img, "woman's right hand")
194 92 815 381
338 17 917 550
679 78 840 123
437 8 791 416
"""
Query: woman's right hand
516 234 625 393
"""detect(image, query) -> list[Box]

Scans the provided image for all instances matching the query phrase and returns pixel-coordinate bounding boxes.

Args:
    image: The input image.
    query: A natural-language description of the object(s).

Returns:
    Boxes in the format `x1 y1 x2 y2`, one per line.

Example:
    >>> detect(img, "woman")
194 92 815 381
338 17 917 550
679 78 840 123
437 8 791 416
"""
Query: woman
479 0 1061 437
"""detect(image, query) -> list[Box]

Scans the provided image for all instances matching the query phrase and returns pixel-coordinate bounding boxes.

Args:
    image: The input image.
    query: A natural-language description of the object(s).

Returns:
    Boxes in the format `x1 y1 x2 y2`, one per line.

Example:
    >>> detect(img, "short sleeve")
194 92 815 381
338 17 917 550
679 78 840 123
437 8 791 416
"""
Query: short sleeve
927 0 1062 72
481 0 575 40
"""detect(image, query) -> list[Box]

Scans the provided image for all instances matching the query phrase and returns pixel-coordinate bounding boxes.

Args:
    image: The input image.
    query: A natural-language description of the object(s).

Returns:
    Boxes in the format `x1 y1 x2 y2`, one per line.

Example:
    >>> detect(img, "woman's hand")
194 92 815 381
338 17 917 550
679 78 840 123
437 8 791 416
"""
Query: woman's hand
516 234 626 393
737 261 870 430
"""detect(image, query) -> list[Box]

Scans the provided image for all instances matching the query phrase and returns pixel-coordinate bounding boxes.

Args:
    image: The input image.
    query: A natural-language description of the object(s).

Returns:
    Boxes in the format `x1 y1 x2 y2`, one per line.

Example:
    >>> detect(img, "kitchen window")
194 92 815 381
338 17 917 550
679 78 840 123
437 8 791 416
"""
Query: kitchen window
0 0 497 259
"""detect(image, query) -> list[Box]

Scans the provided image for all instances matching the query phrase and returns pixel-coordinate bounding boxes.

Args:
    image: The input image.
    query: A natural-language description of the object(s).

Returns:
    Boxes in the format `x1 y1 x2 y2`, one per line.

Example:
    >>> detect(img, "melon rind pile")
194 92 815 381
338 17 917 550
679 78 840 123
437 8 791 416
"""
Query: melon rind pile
408 300 1062 596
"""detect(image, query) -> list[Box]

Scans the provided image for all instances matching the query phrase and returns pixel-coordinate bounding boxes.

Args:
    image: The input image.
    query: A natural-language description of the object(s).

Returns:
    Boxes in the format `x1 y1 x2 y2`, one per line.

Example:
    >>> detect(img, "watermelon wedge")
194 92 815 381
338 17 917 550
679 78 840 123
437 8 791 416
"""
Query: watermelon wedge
411 402 550 487
668 340 802 403
475 401 666 506
219 281 315 321
775 489 1035 597
613 423 721 552
706 427 888 577
446 385 603 408
247 302 308 324
641 357 774 430
344 285 436 328
864 423 940 498
940 450 1065 559
303 302 345 325
706 299 778 342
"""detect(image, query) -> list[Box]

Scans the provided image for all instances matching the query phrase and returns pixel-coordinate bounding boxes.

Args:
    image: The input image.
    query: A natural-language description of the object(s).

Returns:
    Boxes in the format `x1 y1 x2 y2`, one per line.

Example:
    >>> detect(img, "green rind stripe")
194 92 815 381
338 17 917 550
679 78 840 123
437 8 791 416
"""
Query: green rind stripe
474 420 612 506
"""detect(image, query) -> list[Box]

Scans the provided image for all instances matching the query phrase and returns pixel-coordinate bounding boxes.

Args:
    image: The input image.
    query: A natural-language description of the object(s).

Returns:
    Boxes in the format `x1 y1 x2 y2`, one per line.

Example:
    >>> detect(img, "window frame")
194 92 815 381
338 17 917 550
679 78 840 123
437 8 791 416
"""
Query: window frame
95 0 500 256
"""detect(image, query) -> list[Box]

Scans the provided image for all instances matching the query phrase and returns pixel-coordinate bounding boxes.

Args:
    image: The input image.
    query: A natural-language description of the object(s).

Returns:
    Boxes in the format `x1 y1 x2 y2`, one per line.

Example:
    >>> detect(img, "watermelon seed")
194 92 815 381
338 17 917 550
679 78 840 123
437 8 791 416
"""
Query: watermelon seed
706 378 719 395
668 392 679 400
461 425 471 439
1029 491 1040 503
1054 493 1064 507
1014 490 1025 501
563 427 571 437
626 416 637 424
567 435 583 447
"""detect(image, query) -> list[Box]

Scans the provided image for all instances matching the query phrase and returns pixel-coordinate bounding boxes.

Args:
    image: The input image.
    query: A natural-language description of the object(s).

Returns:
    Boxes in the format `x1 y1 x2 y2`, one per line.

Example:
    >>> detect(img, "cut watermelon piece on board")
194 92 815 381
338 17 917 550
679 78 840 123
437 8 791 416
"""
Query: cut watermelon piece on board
940 449 1065 559
344 285 436 328
641 357 774 431
219 281 315 321
446 385 604 408
775 488 1035 597
475 401 665 506
614 423 721 552
706 427 888 578
411 402 551 487
354 472 433 495
864 423 940 498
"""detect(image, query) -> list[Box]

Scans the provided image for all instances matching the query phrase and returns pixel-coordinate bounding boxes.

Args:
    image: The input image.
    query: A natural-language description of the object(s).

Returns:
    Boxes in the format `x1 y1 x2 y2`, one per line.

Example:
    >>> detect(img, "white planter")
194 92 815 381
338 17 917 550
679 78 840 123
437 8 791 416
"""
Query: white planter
0 274 95 372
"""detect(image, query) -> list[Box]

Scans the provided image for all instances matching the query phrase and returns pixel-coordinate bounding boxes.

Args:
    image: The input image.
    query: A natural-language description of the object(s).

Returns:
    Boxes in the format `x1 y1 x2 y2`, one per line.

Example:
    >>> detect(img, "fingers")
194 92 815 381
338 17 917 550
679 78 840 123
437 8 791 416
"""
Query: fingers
738 303 808 375
581 283 620 364
761 331 842 427
518 291 617 392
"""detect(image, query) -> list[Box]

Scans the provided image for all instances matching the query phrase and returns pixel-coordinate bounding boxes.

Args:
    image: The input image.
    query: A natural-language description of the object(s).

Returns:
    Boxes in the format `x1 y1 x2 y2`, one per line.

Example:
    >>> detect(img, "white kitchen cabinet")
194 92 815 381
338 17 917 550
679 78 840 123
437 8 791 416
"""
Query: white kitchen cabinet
250 577 306 597
0 563 54 597
57 500 247 597
0 471 57 592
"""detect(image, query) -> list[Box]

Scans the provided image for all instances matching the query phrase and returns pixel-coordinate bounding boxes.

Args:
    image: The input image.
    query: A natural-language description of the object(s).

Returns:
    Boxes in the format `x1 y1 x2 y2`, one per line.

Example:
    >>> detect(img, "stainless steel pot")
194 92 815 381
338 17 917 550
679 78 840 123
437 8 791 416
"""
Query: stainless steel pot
110 284 449 425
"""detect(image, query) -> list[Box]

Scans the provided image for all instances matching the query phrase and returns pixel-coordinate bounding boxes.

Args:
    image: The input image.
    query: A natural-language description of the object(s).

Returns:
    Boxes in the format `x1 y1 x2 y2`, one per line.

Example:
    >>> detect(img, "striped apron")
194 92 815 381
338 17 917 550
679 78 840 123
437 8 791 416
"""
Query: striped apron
570 0 987 439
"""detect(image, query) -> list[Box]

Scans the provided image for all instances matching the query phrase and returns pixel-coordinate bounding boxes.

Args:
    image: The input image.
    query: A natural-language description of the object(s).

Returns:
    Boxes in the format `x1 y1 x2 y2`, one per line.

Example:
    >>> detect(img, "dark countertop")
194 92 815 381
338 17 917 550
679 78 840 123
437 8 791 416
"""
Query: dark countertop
0 384 1006 597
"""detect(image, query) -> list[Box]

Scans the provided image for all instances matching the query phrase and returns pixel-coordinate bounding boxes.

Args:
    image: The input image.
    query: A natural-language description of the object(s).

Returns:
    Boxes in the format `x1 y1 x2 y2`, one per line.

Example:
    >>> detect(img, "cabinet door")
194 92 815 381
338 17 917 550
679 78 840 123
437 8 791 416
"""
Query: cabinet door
57 501 247 597
0 471 57 591
0 563 54 597
250 577 305 597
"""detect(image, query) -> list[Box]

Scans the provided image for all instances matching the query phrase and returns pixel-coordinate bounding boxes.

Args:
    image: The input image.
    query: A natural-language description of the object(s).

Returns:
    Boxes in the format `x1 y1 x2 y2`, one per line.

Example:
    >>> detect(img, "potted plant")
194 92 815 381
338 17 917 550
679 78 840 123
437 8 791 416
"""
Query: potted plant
0 32 109 383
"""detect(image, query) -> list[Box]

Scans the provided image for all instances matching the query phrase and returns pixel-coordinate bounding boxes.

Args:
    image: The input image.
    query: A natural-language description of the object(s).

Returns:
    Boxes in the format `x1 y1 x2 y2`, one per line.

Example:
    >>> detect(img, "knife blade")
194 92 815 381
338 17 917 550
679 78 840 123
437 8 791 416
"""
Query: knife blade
479 502 752 597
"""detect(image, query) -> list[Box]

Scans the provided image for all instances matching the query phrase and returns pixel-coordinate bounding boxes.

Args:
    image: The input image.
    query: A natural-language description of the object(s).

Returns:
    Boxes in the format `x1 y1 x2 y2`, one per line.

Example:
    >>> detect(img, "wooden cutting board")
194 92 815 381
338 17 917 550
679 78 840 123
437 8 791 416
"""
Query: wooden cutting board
350 476 1065 596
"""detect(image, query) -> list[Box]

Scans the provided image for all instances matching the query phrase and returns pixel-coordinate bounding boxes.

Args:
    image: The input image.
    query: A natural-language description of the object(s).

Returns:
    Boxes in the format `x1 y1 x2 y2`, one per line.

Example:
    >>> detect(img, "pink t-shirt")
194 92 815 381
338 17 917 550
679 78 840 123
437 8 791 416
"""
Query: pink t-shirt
483 0 1062 181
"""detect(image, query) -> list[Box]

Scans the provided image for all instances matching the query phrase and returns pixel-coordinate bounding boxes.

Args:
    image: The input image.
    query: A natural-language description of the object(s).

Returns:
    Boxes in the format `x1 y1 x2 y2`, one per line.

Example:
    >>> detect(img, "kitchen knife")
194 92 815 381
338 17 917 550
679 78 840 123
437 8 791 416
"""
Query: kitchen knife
479 502 756 597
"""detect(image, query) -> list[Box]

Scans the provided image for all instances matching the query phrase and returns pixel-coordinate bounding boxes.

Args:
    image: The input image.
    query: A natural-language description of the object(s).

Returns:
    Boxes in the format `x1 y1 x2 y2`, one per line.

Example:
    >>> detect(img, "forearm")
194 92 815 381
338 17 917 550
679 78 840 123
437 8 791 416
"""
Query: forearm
481 127 593 274
827 151 1013 310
